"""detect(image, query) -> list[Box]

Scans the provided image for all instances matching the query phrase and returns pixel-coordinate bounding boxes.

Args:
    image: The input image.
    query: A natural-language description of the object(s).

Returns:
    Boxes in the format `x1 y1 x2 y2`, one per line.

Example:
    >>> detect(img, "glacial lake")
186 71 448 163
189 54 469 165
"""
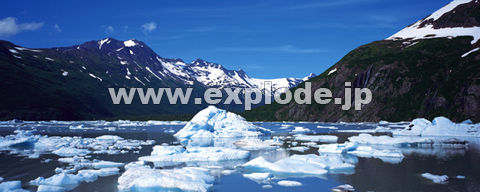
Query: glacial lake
0 120 479 192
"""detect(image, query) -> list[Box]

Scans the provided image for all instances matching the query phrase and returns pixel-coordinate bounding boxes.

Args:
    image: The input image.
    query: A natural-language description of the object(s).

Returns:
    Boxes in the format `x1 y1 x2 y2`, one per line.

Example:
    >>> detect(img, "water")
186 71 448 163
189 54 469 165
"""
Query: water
0 121 479 191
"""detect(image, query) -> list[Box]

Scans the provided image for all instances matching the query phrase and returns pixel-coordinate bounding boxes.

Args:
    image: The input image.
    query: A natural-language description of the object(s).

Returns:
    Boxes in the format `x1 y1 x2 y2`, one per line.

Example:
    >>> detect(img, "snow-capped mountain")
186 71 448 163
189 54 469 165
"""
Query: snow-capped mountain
388 0 480 45
0 38 314 120
247 0 480 122
75 38 313 93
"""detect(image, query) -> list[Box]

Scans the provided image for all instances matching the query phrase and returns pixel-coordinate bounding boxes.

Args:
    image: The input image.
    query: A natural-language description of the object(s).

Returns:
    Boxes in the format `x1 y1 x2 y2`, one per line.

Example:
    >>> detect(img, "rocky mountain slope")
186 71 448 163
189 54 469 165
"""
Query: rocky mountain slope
244 0 480 122
0 38 311 120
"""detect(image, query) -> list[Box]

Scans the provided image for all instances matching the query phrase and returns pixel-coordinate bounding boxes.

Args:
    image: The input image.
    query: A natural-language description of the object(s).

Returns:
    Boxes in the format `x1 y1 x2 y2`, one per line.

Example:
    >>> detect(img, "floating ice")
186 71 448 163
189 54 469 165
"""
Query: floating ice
317 142 404 163
294 134 338 143
348 134 434 147
175 106 267 141
53 147 90 157
0 181 28 192
0 131 154 159
139 146 250 167
242 172 272 182
421 173 448 184
289 146 309 152
348 146 404 164
234 139 281 150
290 126 311 133
332 184 355 192
393 117 480 137
277 180 302 187
117 163 214 192
241 156 328 176
317 142 358 154
31 167 121 191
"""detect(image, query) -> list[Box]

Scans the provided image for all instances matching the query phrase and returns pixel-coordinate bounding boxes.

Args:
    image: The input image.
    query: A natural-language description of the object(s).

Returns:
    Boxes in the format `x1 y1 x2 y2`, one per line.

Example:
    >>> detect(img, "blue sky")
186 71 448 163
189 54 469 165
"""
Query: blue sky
1 0 450 78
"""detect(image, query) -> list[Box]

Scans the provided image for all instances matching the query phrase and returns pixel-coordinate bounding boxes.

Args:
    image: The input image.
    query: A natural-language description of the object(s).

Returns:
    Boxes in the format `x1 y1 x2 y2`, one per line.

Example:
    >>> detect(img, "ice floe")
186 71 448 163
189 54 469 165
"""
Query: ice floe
277 180 302 187
139 146 250 167
393 117 480 137
294 134 338 143
241 156 329 176
31 167 121 191
234 139 281 150
0 181 28 192
331 184 355 192
0 131 154 158
243 172 272 183
117 163 214 192
317 142 404 163
421 173 448 184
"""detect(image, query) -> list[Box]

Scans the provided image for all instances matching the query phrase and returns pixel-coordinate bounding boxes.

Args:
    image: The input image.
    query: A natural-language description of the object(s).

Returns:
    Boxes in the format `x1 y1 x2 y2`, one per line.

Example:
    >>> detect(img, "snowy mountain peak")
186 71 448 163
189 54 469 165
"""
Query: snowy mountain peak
388 0 480 44
124 39 138 47
73 38 312 93
303 73 316 81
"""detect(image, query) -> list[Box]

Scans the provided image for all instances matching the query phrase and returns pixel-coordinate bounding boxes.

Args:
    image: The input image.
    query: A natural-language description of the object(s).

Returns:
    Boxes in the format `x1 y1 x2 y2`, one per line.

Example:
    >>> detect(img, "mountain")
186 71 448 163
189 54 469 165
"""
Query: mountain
244 0 480 122
0 38 311 120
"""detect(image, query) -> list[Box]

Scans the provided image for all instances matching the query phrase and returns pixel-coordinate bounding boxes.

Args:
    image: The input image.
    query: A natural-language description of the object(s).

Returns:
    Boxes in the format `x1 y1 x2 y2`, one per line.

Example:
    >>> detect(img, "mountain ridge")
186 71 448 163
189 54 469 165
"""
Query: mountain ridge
0 38 313 120
244 0 480 122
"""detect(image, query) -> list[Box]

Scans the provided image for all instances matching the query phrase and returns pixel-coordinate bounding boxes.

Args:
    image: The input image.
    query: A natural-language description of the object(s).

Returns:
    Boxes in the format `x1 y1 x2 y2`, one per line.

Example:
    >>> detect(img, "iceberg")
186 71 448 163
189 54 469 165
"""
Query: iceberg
31 167 121 191
241 156 328 176
139 146 250 166
234 139 281 150
290 126 311 133
317 142 404 163
242 172 272 182
117 164 214 192
174 106 267 140
348 146 404 164
0 131 155 159
331 184 355 192
317 142 358 154
294 134 338 143
53 147 90 157
348 134 434 147
289 146 309 152
277 180 302 187
421 173 448 184
393 117 480 137
0 181 28 192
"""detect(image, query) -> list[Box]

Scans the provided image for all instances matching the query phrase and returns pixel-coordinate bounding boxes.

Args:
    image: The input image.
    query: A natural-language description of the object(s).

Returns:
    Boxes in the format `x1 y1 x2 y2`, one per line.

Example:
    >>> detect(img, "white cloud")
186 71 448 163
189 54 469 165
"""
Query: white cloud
104 25 115 34
54 24 62 32
0 17 44 37
209 45 326 53
141 22 157 33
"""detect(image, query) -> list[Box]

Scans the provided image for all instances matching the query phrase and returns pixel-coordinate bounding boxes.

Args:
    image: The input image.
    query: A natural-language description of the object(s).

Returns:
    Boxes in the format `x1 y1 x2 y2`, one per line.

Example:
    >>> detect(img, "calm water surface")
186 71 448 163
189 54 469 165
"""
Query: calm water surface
0 121 479 192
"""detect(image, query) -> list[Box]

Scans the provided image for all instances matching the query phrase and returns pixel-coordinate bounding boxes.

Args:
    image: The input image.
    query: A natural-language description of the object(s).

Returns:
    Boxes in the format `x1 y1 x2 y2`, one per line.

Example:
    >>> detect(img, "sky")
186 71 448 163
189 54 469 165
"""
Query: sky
1 0 451 79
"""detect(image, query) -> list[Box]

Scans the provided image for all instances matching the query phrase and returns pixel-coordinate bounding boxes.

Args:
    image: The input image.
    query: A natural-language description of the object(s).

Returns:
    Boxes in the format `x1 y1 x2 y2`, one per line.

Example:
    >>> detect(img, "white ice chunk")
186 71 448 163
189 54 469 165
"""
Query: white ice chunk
241 156 328 176
117 165 214 192
174 106 267 140
294 134 338 143
277 180 302 187
52 147 90 157
393 116 480 137
332 184 355 192
139 146 250 165
242 172 272 182
290 126 311 133
421 173 448 184
234 139 281 150
348 133 433 147
0 181 28 192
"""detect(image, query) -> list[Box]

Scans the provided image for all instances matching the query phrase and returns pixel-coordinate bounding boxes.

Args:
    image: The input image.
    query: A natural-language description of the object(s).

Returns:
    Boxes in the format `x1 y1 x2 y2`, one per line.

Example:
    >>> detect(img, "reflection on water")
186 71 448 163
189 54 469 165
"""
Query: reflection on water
0 121 479 191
